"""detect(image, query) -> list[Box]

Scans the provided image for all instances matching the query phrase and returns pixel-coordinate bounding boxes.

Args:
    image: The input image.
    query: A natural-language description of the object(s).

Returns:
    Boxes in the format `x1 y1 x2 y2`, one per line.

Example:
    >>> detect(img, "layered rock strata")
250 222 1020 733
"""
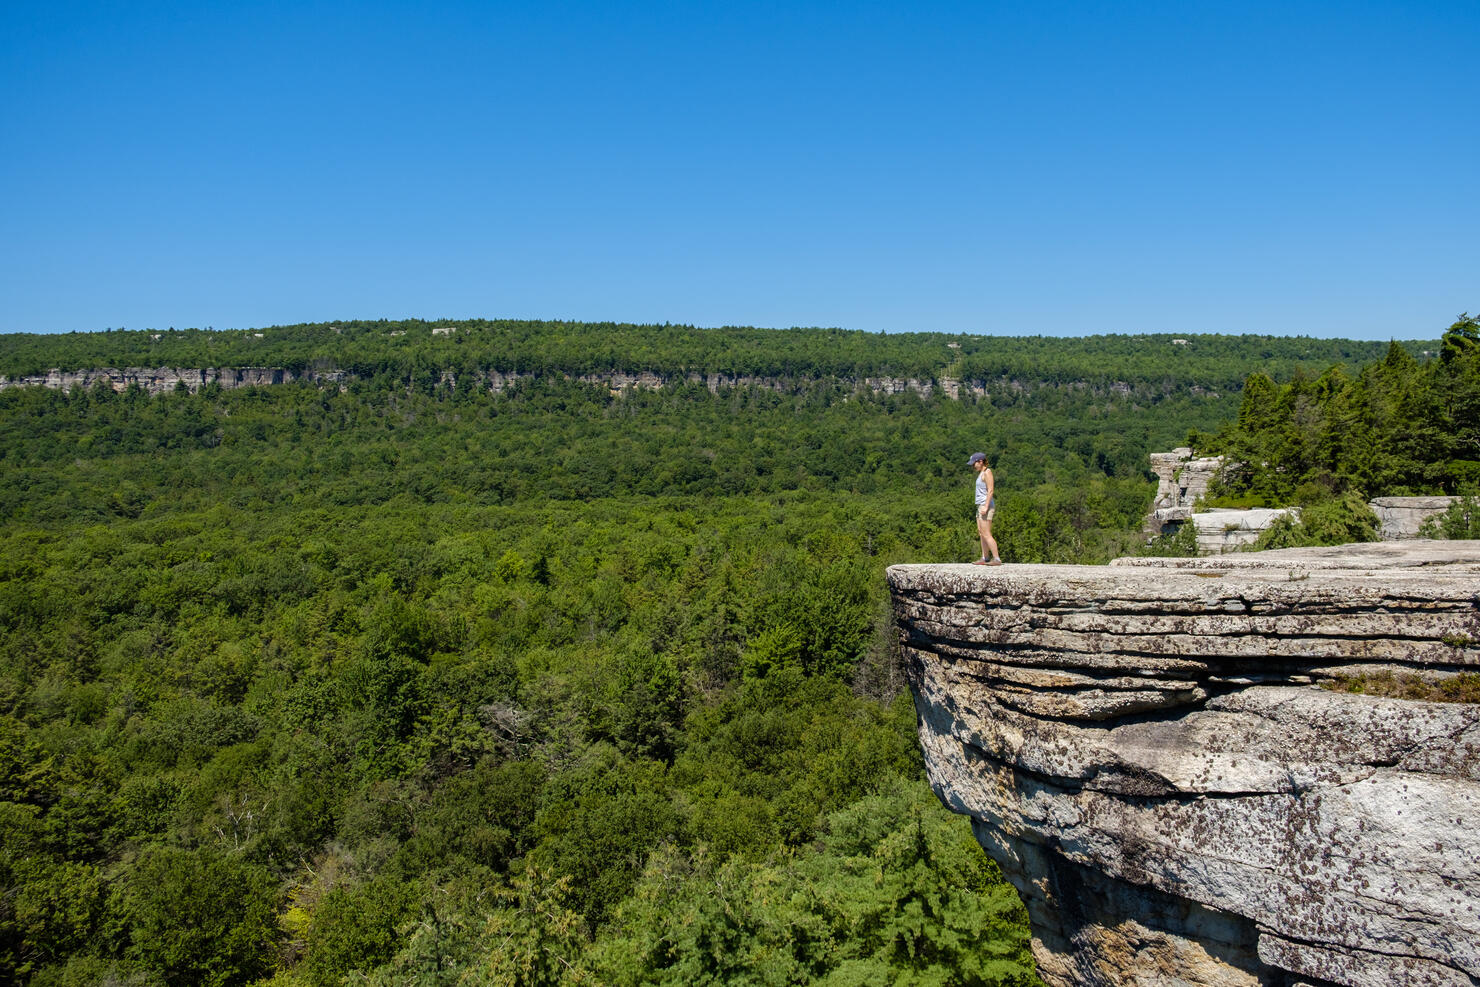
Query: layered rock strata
889 542 1480 987
1146 448 1225 534
0 367 348 394
0 367 1168 403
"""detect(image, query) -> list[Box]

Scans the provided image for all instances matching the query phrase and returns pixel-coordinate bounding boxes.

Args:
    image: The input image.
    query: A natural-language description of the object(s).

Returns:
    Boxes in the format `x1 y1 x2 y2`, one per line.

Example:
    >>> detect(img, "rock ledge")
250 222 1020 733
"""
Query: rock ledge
889 542 1480 986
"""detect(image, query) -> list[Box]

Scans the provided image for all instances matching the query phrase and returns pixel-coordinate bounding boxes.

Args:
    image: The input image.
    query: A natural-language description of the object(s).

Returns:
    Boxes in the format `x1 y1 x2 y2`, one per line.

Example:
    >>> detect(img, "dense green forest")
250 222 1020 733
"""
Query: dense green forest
0 319 1413 391
0 320 1458 986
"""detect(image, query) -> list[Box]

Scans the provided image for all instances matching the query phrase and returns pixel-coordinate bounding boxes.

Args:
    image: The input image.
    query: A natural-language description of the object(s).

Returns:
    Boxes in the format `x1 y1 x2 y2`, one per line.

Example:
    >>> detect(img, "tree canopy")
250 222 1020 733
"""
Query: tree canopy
1204 314 1480 505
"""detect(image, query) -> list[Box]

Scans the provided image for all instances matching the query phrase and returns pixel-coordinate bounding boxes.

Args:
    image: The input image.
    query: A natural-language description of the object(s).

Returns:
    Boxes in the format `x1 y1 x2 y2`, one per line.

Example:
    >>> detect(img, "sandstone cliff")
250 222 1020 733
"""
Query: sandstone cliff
889 542 1480 986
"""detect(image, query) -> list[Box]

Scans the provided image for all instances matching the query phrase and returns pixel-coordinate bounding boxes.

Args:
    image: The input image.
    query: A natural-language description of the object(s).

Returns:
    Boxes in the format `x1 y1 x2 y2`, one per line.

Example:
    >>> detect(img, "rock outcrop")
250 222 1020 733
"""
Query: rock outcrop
1146 448 1225 534
1188 507 1300 554
1145 450 1297 551
1144 450 1459 551
0 366 1194 404
0 367 348 395
889 542 1480 986
1370 496 1462 540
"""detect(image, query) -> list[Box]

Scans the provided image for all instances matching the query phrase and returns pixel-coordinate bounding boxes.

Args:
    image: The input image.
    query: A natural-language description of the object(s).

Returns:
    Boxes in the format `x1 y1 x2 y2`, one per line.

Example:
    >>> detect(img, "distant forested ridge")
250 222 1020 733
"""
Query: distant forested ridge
0 318 1416 393
0 318 1451 986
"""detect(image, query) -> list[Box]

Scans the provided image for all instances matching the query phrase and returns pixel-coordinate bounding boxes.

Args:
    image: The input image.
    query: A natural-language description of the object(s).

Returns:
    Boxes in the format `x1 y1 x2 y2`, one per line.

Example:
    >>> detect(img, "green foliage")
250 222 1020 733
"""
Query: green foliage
301 877 417 986
1207 317 1479 502
591 781 1039 986
106 846 279 987
0 320 1403 389
528 751 683 926
473 867 596 986
391 758 544 880
1141 519 1198 558
1250 491 1379 550
1419 495 1480 539
6 860 105 979
360 887 486 986
1441 313 1480 364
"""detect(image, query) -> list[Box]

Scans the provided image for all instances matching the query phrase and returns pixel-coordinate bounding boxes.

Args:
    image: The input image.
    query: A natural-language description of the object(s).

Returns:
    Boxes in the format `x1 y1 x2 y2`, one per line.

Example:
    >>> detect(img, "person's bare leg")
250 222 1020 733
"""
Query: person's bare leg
981 517 1000 563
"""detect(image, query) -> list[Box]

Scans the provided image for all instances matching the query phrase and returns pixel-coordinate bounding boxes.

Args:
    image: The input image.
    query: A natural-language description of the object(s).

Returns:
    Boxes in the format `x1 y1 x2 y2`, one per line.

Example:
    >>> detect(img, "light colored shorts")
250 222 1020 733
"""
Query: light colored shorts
977 501 995 522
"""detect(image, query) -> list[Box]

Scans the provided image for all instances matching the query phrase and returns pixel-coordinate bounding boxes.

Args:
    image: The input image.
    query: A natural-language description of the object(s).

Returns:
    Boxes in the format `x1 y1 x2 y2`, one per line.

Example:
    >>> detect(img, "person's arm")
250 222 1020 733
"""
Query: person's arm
984 469 995 506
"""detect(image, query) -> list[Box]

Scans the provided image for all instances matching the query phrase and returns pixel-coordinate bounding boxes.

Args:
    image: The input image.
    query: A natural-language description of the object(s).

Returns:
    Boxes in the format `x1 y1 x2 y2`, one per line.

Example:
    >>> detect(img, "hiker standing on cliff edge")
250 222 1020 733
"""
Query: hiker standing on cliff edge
968 452 1003 565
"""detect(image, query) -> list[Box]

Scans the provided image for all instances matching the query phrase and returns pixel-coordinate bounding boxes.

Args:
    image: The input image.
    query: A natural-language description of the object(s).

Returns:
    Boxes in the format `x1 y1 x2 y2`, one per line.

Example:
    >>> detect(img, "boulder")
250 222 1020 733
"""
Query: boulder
1189 507 1298 554
1369 496 1462 540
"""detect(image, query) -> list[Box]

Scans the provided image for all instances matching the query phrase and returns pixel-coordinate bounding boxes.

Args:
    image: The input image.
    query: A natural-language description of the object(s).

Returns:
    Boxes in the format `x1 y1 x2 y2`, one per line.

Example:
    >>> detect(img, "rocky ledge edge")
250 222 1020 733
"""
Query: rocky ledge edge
888 541 1480 987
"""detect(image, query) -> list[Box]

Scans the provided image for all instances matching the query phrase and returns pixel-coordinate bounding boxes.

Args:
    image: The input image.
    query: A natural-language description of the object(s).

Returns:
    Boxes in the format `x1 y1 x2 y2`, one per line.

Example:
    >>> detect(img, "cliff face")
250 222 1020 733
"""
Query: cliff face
0 366 943 397
0 367 348 394
0 366 1178 401
888 542 1480 987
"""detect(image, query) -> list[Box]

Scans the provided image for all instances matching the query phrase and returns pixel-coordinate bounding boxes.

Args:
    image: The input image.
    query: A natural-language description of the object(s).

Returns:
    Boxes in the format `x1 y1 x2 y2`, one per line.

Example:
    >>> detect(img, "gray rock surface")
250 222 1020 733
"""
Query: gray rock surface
1369 496 1462 540
1 367 1209 403
1147 449 1225 534
0 366 348 395
889 543 1480 986
1145 450 1297 551
1189 507 1299 554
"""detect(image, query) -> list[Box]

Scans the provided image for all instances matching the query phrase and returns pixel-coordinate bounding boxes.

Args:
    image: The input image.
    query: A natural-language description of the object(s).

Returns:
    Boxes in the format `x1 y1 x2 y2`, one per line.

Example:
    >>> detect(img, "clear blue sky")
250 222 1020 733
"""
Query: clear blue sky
2 1 1476 339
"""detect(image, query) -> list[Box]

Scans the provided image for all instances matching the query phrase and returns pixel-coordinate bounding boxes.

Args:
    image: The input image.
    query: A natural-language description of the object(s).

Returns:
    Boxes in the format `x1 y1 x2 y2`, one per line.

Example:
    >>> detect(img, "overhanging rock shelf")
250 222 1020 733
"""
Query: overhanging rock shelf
888 542 1480 987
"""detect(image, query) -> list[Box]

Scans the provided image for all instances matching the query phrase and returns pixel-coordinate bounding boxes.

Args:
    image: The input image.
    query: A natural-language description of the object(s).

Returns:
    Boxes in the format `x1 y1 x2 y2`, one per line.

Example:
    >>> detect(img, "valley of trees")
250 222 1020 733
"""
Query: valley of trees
0 320 1459 985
